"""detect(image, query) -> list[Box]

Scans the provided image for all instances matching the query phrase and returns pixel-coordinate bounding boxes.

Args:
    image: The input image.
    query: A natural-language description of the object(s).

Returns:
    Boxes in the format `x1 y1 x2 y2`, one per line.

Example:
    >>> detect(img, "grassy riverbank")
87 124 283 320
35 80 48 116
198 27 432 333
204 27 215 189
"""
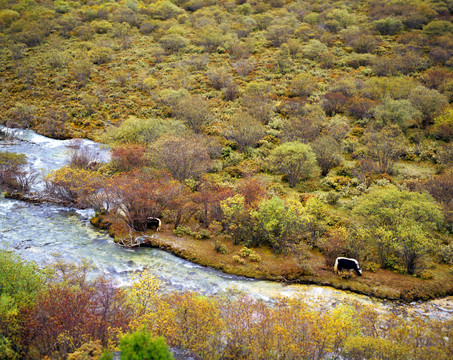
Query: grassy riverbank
94 213 453 302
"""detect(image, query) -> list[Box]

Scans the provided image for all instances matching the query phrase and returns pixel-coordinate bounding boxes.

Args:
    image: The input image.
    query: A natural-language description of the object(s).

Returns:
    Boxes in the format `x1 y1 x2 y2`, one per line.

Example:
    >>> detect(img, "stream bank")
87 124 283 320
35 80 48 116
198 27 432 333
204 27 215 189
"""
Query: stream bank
1 126 453 318
96 212 453 303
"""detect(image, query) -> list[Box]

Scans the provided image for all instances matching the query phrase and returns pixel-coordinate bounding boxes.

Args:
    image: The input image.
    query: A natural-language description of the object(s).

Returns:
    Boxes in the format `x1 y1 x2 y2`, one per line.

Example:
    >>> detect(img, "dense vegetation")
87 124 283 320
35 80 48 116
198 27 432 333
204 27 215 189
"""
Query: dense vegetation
1 0 453 356
1 0 452 277
1 251 452 359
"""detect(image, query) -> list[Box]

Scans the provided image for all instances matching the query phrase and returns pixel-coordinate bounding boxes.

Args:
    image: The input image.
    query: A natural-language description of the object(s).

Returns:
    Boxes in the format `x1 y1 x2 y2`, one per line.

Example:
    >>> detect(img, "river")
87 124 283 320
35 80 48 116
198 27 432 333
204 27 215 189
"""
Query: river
1 126 452 320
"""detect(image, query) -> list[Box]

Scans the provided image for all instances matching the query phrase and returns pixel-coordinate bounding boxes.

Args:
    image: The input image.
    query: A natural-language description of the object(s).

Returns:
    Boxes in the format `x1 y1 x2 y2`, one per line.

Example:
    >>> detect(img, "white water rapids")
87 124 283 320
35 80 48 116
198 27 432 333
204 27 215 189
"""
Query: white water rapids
1 127 452 319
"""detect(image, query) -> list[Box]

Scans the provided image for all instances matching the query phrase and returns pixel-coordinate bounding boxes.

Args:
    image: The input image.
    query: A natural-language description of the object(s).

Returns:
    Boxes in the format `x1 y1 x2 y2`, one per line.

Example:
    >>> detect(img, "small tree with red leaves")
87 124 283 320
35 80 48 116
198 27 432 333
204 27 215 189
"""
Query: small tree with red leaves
110 170 182 231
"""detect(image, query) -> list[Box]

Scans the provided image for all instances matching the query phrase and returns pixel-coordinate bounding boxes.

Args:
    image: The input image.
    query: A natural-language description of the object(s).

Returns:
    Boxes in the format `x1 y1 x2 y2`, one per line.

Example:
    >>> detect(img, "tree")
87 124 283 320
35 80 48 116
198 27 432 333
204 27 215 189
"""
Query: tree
236 178 267 208
282 105 325 143
45 166 105 208
251 196 307 253
373 97 422 130
220 194 253 246
268 142 319 187
288 73 318 97
408 86 448 128
0 151 36 192
25 269 132 359
225 113 265 152
353 185 444 273
362 125 407 175
193 178 234 228
432 108 453 142
111 144 149 173
110 170 182 231
311 136 343 177
0 250 44 359
119 329 173 360
151 135 211 182
172 95 212 134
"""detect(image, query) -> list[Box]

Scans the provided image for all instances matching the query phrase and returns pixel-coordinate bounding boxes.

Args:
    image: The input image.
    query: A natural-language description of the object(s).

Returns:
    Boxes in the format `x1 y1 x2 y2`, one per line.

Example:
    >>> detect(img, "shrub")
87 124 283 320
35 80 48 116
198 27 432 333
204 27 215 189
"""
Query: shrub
374 98 421 130
103 116 186 146
225 113 265 152
371 56 398 77
322 92 348 116
268 142 319 187
266 25 293 47
174 226 193 237
119 329 174 360
233 255 246 264
288 73 318 97
215 243 228 254
312 135 343 177
346 96 376 120
423 20 453 37
0 9 20 30
172 95 212 133
0 151 27 190
89 46 113 65
373 17 404 35
409 86 448 127
239 247 252 258
248 252 261 262
440 242 453 264
198 27 225 53
432 109 453 142
159 33 189 53
302 39 328 60
347 33 379 54
67 341 103 360
71 56 93 84
207 67 234 90
151 135 211 182
232 58 256 76
353 185 443 274
342 336 409 360
91 20 113 34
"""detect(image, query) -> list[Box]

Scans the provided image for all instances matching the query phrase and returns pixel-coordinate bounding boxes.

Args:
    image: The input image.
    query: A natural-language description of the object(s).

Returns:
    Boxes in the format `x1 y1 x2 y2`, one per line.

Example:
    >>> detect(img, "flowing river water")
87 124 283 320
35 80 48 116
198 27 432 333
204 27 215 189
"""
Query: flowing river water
1 127 452 320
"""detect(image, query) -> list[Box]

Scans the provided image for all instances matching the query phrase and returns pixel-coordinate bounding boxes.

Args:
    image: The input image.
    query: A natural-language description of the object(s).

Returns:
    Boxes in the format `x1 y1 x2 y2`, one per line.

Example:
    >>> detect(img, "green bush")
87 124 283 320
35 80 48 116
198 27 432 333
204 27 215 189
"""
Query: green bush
239 247 252 258
119 329 173 360
159 33 189 53
423 20 453 36
233 255 246 264
215 243 228 254
372 17 404 35
103 116 186 145
91 20 113 34
173 226 193 237
248 252 261 262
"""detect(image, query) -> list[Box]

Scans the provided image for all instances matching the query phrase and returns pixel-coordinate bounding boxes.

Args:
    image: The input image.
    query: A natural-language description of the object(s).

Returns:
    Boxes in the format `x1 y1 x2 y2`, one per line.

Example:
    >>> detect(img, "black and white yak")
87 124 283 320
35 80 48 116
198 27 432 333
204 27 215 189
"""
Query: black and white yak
334 257 362 276
146 217 161 231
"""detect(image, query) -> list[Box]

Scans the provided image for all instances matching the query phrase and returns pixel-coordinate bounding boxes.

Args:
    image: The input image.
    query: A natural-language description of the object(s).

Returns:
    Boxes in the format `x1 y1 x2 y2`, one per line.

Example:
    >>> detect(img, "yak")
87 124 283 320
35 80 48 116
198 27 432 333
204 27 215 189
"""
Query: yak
334 257 362 276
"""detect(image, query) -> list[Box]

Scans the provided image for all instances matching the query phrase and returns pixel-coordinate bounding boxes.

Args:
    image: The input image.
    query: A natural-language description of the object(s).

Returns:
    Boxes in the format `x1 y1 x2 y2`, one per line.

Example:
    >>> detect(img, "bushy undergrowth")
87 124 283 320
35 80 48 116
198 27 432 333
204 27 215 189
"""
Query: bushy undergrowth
1 1 453 349
2 256 452 360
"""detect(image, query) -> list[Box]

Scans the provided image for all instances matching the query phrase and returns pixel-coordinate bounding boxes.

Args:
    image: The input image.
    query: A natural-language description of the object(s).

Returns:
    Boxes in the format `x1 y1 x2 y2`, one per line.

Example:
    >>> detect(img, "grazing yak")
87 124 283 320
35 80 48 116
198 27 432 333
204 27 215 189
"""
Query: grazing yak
146 217 161 231
334 257 362 276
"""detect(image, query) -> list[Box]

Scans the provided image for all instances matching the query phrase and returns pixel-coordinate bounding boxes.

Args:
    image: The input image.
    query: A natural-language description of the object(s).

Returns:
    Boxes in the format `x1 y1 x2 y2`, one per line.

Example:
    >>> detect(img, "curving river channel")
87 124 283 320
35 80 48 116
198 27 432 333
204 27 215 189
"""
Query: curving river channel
1 127 452 320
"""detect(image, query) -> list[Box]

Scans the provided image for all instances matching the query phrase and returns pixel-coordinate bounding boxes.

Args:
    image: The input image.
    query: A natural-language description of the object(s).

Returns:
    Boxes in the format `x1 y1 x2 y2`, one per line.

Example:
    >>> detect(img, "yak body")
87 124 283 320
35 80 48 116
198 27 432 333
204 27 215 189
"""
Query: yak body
334 257 362 276
146 217 161 231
